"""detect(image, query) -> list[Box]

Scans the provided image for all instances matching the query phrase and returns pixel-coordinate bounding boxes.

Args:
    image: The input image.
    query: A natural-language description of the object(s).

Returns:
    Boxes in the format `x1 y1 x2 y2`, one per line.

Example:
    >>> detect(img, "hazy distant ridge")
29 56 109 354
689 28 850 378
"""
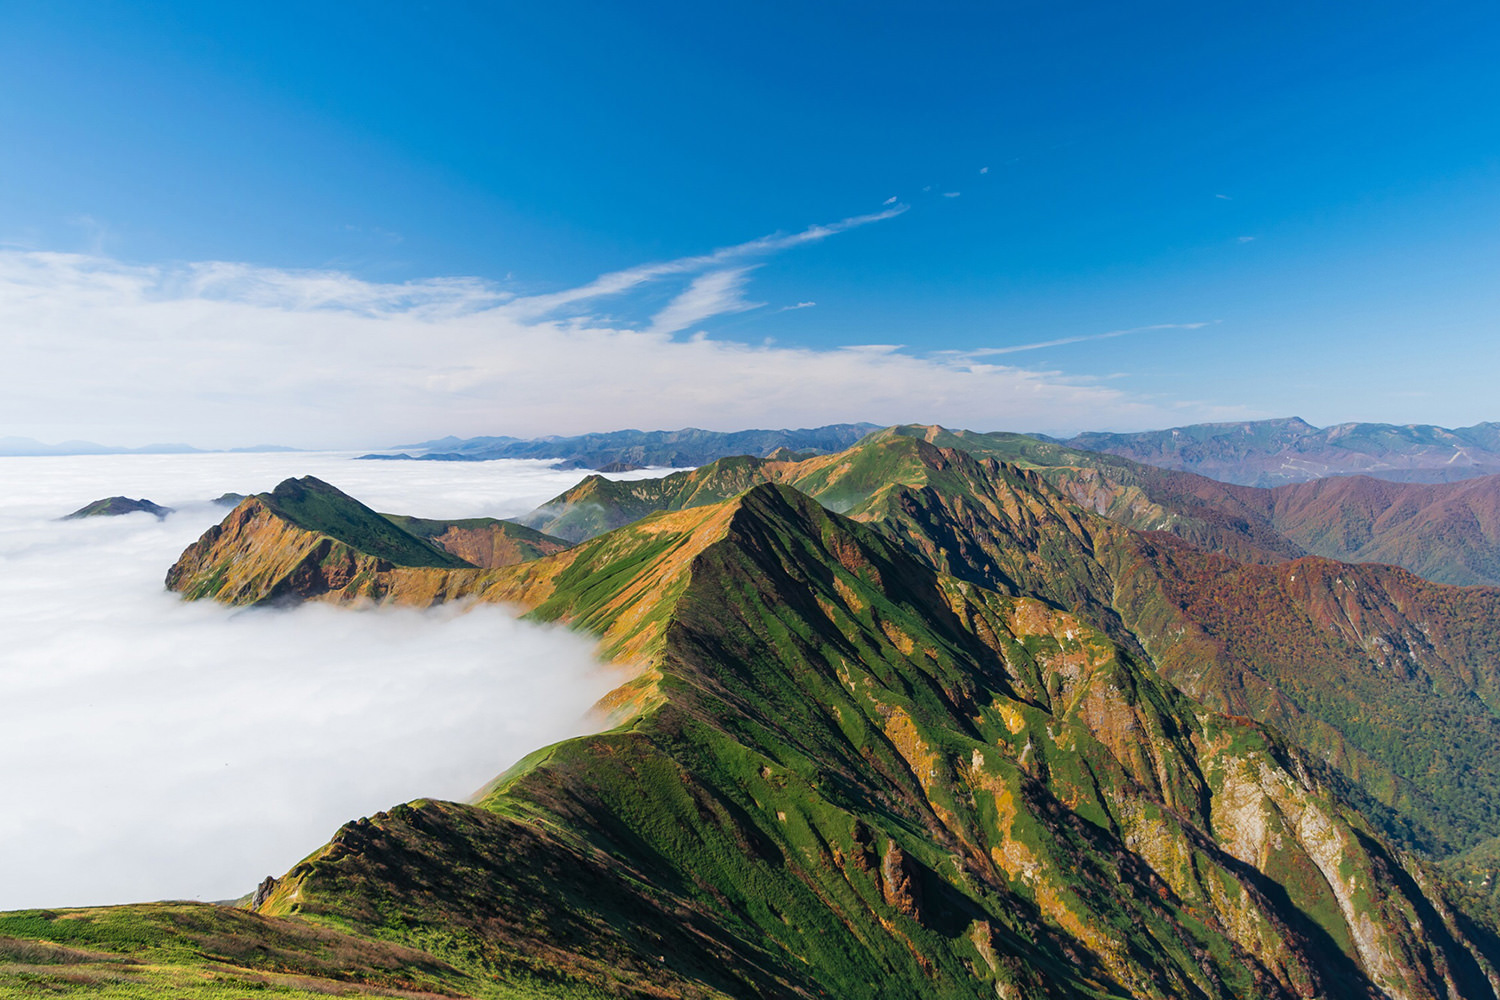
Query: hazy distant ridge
0 436 300 457
359 423 881 469
1064 416 1500 485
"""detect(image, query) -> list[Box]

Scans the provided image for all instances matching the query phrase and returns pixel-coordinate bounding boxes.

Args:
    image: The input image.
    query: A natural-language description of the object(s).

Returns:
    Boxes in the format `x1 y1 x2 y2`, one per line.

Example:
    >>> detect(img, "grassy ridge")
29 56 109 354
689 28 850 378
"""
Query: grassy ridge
260 476 473 569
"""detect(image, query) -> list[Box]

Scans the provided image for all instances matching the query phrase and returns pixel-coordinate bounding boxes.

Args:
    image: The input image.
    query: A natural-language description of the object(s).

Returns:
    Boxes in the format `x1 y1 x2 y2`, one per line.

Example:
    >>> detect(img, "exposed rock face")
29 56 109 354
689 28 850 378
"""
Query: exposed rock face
879 840 923 919
62 496 173 519
250 875 277 908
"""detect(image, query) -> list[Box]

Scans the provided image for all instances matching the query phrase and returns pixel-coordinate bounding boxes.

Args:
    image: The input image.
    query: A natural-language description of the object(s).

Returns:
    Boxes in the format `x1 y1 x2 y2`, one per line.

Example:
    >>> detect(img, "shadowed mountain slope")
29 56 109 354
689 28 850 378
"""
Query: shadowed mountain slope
870 424 1305 566
871 426 1500 587
122 483 1500 997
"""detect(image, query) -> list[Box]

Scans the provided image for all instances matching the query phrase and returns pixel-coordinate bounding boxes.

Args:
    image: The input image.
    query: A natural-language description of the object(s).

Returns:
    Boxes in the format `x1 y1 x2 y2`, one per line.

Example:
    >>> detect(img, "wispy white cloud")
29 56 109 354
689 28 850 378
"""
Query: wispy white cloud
979 166 989 174
958 322 1211 357
883 195 898 205
1215 193 1233 200
504 206 906 320
778 301 816 312
1238 235 1256 243
942 191 961 198
647 267 761 335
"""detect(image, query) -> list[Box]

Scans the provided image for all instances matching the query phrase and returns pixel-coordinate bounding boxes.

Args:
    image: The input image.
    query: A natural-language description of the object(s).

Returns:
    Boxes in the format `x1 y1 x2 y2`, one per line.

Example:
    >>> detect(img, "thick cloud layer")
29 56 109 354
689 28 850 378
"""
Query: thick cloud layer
0 248 1230 449
0 454 662 910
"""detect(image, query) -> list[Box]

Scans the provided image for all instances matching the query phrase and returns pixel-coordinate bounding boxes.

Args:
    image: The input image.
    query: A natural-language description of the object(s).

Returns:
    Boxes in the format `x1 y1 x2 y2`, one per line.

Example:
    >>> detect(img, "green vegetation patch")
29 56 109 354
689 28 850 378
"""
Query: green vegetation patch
258 477 472 568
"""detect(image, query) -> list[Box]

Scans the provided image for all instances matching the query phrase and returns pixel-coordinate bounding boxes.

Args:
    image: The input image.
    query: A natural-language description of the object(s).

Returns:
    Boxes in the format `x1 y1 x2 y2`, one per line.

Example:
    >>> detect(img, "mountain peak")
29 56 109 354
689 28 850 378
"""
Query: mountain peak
62 496 174 520
166 477 474 603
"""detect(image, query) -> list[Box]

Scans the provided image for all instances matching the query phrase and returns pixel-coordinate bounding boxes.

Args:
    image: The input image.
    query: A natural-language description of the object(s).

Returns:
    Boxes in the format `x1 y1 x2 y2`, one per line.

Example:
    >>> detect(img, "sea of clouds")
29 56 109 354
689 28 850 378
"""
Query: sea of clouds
0 452 667 910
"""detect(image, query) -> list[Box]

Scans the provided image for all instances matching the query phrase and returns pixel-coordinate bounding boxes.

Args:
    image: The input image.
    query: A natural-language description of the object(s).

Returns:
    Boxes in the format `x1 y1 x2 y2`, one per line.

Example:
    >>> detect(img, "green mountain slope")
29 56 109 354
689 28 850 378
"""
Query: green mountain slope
62 496 175 520
518 426 1305 564
165 476 475 603
506 433 1500 853
29 443 1497 995
81 484 1500 998
259 476 474 569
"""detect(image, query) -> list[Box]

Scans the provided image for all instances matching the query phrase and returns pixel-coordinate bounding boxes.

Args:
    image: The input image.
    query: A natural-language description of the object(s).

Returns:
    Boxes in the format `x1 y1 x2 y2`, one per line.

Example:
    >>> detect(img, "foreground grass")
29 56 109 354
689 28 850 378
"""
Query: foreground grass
0 902 581 999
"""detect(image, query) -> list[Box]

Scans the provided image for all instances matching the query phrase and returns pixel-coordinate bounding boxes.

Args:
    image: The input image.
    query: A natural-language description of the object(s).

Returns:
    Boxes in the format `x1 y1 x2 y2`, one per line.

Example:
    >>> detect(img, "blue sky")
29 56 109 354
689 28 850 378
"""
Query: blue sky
2 0 1498 446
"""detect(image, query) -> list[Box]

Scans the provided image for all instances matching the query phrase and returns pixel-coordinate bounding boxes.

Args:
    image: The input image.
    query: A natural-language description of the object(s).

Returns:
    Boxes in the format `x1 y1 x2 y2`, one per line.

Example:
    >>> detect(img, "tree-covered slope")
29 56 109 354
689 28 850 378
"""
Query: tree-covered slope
1261 473 1500 586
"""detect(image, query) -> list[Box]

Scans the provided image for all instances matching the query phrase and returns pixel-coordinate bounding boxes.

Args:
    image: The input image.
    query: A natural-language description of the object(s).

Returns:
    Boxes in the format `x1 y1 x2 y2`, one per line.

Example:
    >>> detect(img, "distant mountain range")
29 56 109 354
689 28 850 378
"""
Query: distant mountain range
1061 416 1500 486
357 417 1500 485
358 423 881 468
0 436 300 457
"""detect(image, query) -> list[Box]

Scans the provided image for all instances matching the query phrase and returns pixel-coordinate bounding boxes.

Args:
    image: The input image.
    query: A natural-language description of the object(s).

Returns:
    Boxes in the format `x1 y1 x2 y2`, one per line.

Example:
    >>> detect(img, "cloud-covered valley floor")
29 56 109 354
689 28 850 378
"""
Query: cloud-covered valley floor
0 453 665 910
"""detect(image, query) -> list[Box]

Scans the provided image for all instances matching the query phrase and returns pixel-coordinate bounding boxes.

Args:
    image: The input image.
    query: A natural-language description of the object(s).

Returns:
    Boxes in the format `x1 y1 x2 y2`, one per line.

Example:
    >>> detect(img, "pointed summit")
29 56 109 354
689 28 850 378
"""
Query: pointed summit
166 476 473 603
